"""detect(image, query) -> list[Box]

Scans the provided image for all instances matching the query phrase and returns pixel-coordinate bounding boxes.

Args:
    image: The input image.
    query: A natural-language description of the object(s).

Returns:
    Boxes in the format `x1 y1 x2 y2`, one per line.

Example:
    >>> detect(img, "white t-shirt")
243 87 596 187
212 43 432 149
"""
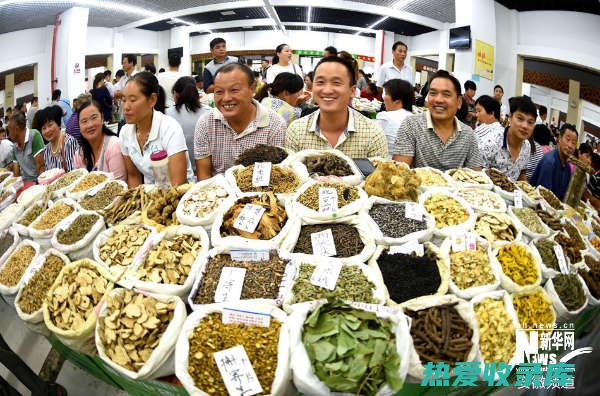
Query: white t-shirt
376 62 414 87
265 63 303 84
120 110 194 183
105 81 115 97
157 70 185 108
376 109 412 158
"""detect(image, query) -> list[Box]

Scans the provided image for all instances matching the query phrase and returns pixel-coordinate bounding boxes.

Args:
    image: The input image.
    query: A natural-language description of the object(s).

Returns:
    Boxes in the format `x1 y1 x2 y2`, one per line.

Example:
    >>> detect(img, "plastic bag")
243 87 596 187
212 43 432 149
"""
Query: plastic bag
225 162 308 201
419 190 476 238
0 239 40 296
176 174 237 227
507 206 551 240
402 294 479 380
544 274 588 320
280 214 376 264
175 301 293 396
492 242 542 293
47 168 87 199
66 171 114 201
17 184 46 207
0 203 24 232
288 300 411 395
287 148 363 186
95 288 187 380
2 176 24 193
440 236 502 300
121 225 210 297
37 168 65 185
50 210 106 261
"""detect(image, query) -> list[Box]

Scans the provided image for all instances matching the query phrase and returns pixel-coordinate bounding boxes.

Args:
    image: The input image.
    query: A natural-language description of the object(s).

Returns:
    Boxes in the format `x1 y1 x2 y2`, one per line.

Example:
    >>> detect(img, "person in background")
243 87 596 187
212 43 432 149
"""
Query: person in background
7 112 45 183
64 94 90 145
304 72 314 93
0 129 14 168
360 82 382 101
114 69 125 85
356 69 368 92
195 75 204 92
14 102 27 115
90 72 113 122
286 57 388 158
103 70 115 97
260 59 270 80
166 76 209 174
585 153 600 211
376 41 414 91
337 51 360 97
203 38 239 94
571 142 593 172
458 80 477 129
75 100 126 181
536 105 548 125
527 123 554 179
393 70 482 170
51 89 73 128
493 84 508 121
157 52 184 108
473 94 503 142
25 96 38 129
529 123 578 200
194 63 287 179
120 72 193 187
266 43 303 84
114 55 138 121
479 96 537 181
37 105 79 172
159 68 165 73
256 72 304 126
144 63 157 75
376 78 414 158
323 46 338 58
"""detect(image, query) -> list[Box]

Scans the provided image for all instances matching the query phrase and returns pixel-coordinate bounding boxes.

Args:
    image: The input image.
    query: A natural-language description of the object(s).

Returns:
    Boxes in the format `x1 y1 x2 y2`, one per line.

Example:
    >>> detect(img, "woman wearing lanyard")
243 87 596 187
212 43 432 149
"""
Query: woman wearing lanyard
74 100 127 181
38 105 79 172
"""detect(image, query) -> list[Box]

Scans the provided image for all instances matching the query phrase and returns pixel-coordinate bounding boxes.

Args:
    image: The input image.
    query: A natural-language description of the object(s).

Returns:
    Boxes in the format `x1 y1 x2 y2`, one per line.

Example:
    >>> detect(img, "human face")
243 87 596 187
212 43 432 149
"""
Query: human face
558 129 578 159
304 75 312 90
580 152 592 167
122 57 132 73
122 81 156 124
41 120 61 143
312 62 355 114
392 44 408 65
494 87 503 102
465 88 476 99
277 45 293 64
475 104 494 125
383 89 402 111
508 110 535 141
213 69 254 120
7 122 19 142
427 77 461 122
79 105 104 142
211 43 227 60
280 90 303 107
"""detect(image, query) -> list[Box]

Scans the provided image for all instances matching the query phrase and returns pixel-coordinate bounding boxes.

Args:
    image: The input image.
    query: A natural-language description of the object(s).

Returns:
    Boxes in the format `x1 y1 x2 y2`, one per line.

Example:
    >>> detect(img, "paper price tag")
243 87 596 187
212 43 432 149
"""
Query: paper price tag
553 244 569 274
230 250 270 262
351 302 400 317
276 260 298 304
310 260 342 290
404 202 423 221
451 235 466 252
389 240 424 256
318 188 338 213
214 267 246 303
310 228 337 257
465 232 477 251
233 204 266 233
513 190 523 208
214 345 263 396
222 307 271 327
252 162 272 187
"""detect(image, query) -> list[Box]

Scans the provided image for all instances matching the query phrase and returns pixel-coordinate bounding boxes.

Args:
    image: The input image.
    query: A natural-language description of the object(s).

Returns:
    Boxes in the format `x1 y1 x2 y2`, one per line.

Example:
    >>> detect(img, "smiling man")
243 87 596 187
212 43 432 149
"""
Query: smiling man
392 70 482 170
193 63 287 180
285 57 387 158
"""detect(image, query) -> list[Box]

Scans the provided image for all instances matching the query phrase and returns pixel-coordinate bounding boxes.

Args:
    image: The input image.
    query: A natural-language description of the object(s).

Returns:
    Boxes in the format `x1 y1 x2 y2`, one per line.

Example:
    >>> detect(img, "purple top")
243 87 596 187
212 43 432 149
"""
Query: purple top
65 113 82 146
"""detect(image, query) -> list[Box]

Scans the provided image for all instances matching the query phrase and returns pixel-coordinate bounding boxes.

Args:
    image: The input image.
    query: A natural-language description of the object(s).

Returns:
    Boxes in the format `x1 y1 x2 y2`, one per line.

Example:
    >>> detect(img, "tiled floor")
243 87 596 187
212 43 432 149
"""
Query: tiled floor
0 298 127 396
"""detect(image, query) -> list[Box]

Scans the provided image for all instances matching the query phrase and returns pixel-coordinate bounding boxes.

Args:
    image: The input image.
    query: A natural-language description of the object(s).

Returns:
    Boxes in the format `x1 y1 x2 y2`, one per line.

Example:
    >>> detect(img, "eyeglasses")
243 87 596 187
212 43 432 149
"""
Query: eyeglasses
79 113 101 126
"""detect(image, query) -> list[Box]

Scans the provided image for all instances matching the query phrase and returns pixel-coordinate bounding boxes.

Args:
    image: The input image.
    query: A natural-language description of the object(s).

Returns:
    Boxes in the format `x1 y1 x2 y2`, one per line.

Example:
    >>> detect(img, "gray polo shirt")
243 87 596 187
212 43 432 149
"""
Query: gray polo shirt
12 128 45 182
393 111 483 171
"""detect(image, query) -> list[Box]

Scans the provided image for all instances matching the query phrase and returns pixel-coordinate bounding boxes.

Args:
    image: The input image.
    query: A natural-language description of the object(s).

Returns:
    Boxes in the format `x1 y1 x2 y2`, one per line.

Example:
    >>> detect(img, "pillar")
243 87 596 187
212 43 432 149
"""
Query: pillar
170 26 192 75
4 74 14 109
112 31 123 74
33 64 38 96
136 55 142 72
514 55 524 96
106 55 113 72
567 79 584 142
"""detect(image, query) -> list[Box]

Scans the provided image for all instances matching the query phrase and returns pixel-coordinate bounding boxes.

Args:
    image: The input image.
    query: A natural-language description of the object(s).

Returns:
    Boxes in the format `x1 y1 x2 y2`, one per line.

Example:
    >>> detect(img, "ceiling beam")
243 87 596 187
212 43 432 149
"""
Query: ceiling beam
284 22 377 34
188 18 274 34
262 0 286 32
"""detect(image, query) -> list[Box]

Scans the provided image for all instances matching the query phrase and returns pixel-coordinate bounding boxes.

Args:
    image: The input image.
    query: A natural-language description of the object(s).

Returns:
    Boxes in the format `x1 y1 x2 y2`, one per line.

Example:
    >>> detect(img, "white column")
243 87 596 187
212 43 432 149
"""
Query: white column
112 31 123 74
170 26 192 75
54 7 89 101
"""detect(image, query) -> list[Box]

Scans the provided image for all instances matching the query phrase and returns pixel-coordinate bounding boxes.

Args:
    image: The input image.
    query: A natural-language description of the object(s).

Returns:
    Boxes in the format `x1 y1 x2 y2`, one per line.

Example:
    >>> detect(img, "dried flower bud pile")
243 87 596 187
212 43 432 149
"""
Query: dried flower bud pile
474 298 516 363
297 183 359 211
497 244 538 286
424 193 469 228
0 244 36 287
18 254 66 314
137 235 201 285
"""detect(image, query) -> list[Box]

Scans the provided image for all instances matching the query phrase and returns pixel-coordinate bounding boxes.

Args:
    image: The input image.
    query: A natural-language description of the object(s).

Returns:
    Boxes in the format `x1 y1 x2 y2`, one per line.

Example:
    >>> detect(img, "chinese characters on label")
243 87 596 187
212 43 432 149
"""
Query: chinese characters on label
318 188 338 214
252 162 272 187
214 345 263 396
310 228 337 257
214 267 246 303
310 259 342 290
233 204 266 233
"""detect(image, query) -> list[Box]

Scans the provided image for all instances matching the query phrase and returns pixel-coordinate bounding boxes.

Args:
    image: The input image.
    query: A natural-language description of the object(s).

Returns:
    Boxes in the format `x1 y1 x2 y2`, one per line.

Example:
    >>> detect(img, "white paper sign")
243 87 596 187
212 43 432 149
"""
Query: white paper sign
389 240 424 256
252 162 272 187
404 202 423 221
233 204 266 233
318 188 338 213
465 232 477 251
276 260 297 305
513 190 523 208
214 345 263 396
230 250 270 262
214 267 247 303
553 244 569 274
310 228 337 257
310 260 342 290
221 307 271 327
351 302 400 317
452 235 466 252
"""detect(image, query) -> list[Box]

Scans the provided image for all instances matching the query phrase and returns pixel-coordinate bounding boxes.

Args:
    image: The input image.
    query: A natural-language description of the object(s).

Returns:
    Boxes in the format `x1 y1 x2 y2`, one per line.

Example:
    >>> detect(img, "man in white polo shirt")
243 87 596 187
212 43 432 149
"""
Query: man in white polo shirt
376 41 414 91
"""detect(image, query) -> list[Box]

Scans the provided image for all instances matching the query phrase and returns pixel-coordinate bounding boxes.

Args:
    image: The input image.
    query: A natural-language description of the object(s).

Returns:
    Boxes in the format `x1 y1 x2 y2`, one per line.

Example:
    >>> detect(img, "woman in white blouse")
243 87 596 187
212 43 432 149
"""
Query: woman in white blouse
265 43 303 84
119 72 194 187
376 78 415 158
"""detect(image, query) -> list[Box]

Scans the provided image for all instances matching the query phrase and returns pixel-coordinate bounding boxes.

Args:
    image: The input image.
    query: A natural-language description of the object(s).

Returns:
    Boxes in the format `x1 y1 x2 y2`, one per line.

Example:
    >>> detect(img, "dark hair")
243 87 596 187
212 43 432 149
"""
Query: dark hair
93 72 105 88
36 105 63 128
256 72 303 102
127 71 166 113
168 52 181 68
576 142 593 158
464 80 476 91
392 41 408 51
159 68 165 73
337 51 359 84
103 70 112 78
272 43 289 65
539 105 548 116
144 63 156 74
31 96 38 103
210 37 226 50
508 95 537 118
592 153 600 171
560 123 578 137
314 56 356 86
494 84 503 92
475 95 501 120
52 89 61 100
9 111 26 129
429 70 461 97
173 76 201 113
215 63 255 86
115 69 125 78
194 75 202 83
305 71 314 82
123 54 137 66
324 46 338 56
77 100 118 171
533 124 552 146
382 79 414 111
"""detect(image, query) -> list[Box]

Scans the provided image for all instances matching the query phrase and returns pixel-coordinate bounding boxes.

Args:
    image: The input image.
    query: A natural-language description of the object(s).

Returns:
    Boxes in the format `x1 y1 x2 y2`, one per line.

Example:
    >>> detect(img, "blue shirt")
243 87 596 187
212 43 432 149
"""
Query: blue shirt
529 149 572 200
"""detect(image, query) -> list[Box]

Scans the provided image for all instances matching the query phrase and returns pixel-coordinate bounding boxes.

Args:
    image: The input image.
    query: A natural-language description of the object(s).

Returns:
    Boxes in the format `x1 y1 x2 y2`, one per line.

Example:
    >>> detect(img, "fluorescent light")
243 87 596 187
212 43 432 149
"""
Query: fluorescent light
307 6 312 31
220 10 236 16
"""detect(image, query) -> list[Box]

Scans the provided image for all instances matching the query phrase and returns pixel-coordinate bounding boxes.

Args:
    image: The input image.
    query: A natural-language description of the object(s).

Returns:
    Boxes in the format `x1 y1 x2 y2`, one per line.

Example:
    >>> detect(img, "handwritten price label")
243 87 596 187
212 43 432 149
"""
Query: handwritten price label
318 188 338 213
513 190 523 208
214 345 263 396
553 244 569 274
404 202 423 221
310 228 337 257
233 204 266 233
221 307 271 327
214 267 246 303
310 260 342 290
230 250 270 262
252 162 272 187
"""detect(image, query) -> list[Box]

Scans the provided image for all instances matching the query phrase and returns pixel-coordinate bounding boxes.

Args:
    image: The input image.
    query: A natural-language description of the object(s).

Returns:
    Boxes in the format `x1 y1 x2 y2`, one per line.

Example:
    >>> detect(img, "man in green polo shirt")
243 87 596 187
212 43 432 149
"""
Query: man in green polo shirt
7 112 45 182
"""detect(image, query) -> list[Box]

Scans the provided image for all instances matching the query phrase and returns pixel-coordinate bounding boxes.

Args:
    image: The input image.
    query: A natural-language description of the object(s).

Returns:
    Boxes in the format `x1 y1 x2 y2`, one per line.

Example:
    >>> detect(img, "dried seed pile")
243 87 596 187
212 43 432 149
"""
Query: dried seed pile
369 203 427 238
18 255 66 314
99 226 151 273
293 224 364 257
474 298 516 363
79 182 126 211
56 214 99 245
70 172 108 193
47 171 84 192
137 234 201 285
17 204 45 226
0 245 36 287
235 144 288 166
297 183 359 211
32 203 74 230
235 164 300 193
